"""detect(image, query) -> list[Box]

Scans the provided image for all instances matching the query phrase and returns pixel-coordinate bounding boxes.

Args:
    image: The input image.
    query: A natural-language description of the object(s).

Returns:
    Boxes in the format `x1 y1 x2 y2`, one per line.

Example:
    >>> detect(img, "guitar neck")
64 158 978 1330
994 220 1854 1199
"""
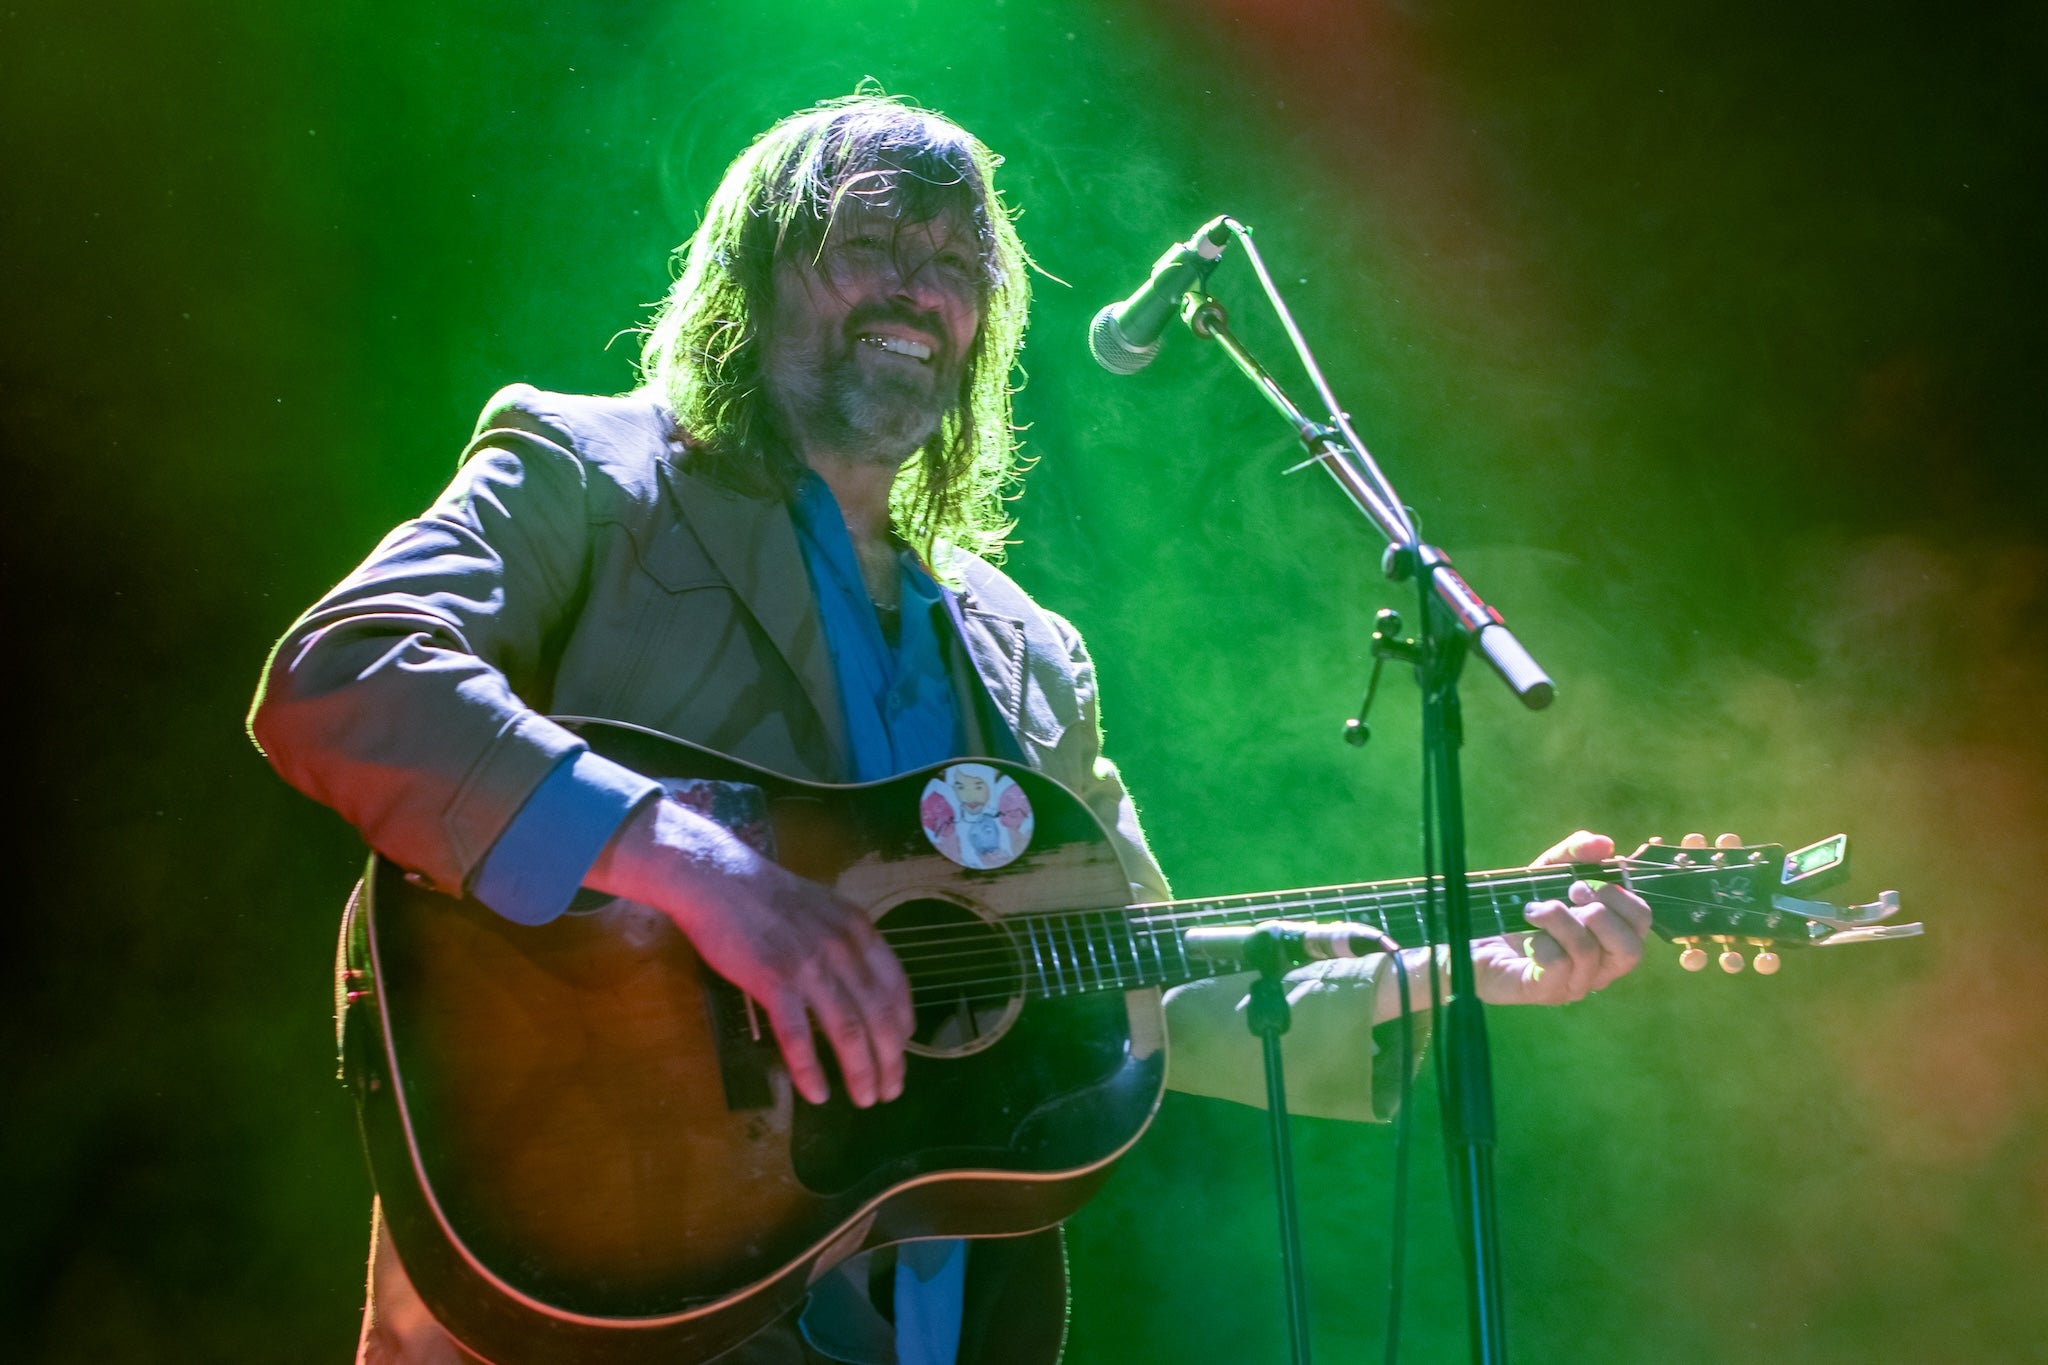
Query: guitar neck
1012 861 1618 1000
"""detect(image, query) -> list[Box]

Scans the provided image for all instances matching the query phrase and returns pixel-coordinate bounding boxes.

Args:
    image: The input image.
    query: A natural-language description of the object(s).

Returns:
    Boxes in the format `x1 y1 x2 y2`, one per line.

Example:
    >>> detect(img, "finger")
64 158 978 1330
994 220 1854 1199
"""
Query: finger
1524 899 1600 999
804 956 882 1109
1543 888 1629 996
858 938 913 1102
824 909 910 1102
761 989 831 1107
1529 830 1587 867
1530 829 1614 867
835 921 918 1105
799 892 912 1105
1567 882 1648 987
1715 831 1742 848
1573 877 1653 940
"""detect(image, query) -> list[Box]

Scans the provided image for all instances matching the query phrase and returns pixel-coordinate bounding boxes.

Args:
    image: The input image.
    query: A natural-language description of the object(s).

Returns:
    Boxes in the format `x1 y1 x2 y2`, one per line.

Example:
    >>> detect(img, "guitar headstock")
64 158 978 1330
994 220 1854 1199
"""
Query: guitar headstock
1621 835 1919 975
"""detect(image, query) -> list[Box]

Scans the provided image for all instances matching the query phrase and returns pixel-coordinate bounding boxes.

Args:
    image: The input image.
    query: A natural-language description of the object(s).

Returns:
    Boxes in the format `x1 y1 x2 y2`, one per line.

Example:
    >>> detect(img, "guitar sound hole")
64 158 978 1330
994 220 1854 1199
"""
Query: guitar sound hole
879 898 1023 1058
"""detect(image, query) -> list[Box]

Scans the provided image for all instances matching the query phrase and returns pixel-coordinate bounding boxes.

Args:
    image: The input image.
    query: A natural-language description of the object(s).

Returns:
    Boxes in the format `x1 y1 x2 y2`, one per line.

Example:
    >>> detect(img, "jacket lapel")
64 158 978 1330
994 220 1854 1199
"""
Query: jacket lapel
662 462 850 773
947 577 1033 760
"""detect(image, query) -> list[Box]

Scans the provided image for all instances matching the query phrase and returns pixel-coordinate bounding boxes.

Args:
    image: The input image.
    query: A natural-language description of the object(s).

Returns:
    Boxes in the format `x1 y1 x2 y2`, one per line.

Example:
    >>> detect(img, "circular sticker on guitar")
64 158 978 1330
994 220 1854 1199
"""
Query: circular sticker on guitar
920 763 1033 870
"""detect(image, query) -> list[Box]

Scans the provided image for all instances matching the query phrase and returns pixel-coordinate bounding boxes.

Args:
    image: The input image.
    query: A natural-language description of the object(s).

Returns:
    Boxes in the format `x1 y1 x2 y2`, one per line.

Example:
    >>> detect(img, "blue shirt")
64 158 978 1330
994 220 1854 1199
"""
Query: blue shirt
787 471 962 779
789 471 968 1365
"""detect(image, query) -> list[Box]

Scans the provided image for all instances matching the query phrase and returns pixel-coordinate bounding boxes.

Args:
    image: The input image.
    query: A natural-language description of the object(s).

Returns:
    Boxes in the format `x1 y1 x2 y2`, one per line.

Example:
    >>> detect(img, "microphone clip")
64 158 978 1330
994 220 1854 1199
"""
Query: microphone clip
1343 608 1417 748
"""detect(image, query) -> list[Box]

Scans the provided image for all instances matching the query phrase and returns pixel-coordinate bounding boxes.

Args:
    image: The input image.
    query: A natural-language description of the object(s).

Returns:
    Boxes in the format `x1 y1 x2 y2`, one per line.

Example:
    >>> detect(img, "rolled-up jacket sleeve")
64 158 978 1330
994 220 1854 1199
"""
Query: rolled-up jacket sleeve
1164 956 1432 1123
470 748 660 924
247 387 656 909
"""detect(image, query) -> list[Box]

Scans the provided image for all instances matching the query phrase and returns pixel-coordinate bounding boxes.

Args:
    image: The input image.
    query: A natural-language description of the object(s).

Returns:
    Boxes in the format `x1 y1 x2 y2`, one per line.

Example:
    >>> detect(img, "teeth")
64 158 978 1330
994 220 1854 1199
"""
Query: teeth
861 334 933 361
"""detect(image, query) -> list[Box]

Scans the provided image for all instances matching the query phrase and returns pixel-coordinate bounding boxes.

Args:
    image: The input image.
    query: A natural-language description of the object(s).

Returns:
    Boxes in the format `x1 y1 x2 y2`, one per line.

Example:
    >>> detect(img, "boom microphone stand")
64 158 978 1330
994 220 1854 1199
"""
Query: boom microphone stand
1177 221 1553 1365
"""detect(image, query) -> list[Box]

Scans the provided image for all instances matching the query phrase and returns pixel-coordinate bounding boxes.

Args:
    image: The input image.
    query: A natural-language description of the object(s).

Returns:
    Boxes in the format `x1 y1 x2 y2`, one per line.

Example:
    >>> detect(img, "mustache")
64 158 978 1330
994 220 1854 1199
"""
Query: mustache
842 300 952 365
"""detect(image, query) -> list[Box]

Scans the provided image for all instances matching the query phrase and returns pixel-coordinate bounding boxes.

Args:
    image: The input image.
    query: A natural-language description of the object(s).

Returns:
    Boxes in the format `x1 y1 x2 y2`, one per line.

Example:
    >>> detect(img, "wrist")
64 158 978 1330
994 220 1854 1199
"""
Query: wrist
585 794 662 901
585 795 765 920
1373 945 1453 1024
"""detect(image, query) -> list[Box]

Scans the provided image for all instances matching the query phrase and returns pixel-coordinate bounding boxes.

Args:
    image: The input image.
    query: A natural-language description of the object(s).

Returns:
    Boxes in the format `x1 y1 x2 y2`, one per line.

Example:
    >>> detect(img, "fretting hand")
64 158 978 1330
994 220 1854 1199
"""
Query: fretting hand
1468 829 1735 1006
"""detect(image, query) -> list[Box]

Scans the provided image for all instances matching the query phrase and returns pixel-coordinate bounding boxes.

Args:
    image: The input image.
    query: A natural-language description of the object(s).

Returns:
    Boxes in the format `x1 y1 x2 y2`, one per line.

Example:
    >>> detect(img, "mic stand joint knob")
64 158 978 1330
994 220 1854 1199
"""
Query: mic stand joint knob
1343 609 1417 748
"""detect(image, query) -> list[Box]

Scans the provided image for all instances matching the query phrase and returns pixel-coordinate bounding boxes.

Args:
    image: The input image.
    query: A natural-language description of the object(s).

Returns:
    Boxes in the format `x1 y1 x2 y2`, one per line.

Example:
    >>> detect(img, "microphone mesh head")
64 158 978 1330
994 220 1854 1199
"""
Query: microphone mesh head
1089 306 1160 375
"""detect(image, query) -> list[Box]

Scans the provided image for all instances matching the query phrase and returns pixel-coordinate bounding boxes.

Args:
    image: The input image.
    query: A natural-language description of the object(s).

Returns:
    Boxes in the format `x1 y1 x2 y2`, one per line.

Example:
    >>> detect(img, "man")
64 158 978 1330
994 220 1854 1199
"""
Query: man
251 94 1656 1364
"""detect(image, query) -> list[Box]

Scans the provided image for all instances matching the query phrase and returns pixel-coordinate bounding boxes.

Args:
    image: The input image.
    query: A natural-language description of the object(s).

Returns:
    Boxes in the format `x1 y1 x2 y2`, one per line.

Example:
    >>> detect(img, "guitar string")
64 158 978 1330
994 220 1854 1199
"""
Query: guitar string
888 888 1785 994
873 879 1781 981
871 851 1753 927
884 881 1786 1008
864 859 1764 953
865 863 1619 949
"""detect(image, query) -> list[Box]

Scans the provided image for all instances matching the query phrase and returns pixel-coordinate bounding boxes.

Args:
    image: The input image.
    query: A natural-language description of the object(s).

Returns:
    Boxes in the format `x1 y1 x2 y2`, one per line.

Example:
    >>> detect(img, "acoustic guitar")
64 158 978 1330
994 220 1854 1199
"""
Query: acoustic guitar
340 718 1916 1363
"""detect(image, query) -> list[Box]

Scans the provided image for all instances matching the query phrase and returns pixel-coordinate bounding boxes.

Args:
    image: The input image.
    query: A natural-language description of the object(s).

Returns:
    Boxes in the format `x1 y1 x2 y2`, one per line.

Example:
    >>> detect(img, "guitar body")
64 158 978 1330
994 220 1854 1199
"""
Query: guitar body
345 719 1165 1364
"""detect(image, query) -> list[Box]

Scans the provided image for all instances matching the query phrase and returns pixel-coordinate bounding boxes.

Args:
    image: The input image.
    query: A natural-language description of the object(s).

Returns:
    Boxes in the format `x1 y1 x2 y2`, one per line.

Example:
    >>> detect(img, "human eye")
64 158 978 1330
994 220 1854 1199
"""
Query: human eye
932 248 979 282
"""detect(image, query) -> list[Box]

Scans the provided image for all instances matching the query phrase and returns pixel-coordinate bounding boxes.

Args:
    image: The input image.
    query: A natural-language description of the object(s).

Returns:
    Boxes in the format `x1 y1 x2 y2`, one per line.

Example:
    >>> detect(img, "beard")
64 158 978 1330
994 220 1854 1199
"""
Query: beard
767 306 961 467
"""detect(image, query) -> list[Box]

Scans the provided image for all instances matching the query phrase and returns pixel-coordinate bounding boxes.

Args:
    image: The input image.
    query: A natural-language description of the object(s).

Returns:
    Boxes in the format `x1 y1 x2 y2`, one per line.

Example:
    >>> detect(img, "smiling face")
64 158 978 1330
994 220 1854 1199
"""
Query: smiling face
763 204 985 469
951 770 991 811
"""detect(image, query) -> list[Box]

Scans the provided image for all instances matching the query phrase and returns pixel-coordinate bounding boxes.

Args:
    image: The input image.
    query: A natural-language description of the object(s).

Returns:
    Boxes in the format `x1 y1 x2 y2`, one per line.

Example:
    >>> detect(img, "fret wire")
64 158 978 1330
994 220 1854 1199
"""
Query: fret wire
1115 914 1143 989
1024 916 1052 997
1039 944 1066 998
1058 915 1085 995
1109 910 1136 988
1079 912 1107 990
1343 888 1376 941
1089 912 1122 986
1146 915 1169 984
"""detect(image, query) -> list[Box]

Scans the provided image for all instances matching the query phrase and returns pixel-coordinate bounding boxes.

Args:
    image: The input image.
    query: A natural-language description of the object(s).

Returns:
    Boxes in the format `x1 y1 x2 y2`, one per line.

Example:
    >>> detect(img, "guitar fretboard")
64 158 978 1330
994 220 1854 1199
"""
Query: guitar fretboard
1004 857 1737 1000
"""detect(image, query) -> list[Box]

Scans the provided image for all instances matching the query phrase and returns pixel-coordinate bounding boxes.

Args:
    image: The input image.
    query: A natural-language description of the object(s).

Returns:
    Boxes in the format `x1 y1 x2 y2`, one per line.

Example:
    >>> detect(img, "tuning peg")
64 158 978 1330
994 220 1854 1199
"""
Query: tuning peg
1751 941 1782 975
1715 936 1745 973
1677 938 1707 972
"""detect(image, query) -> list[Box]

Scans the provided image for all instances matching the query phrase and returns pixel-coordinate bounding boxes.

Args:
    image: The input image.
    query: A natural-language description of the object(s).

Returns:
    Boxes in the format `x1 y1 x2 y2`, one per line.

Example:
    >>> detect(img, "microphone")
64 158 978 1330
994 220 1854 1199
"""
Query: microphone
1182 920 1398 970
1088 215 1233 374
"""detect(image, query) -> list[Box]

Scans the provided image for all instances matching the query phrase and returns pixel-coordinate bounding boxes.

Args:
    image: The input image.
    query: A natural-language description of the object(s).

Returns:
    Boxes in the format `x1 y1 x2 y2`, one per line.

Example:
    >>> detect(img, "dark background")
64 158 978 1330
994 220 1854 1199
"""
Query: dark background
7 0 2045 1360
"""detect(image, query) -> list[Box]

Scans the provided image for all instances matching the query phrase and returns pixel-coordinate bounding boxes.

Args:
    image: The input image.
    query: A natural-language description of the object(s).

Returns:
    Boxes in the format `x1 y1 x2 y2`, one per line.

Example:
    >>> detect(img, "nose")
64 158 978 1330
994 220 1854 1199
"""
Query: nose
884 254 949 315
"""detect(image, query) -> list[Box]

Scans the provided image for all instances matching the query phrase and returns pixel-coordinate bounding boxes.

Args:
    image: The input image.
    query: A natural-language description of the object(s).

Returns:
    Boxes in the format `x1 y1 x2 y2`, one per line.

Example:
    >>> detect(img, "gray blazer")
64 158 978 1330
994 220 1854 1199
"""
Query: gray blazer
249 384 1169 908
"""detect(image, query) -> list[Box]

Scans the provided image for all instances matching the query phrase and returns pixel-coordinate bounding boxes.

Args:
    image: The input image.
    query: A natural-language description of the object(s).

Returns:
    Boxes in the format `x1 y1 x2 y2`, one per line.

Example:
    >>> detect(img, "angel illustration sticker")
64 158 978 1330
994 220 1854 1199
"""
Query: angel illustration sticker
920 763 1033 870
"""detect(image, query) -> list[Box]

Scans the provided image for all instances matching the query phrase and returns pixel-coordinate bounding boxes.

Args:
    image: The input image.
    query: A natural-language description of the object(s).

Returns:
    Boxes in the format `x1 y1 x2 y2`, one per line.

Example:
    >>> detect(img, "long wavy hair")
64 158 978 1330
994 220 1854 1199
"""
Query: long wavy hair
637 94 1031 563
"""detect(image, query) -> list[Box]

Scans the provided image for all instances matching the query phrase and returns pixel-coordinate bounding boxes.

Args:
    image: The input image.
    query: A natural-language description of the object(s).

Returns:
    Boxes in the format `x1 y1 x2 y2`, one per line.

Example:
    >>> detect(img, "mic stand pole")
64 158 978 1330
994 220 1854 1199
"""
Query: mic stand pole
1244 926 1313 1365
1182 289 1552 1365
